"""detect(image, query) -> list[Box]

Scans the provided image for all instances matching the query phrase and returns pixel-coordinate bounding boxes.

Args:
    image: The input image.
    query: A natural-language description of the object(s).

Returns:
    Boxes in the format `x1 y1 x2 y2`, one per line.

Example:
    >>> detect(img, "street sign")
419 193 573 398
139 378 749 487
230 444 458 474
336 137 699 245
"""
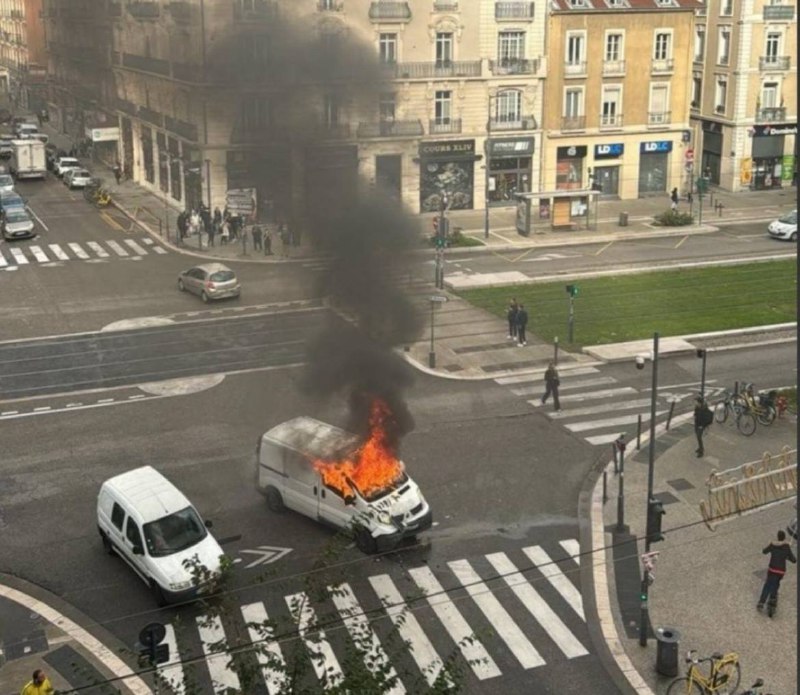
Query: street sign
429 295 448 303
225 187 257 217
139 622 166 648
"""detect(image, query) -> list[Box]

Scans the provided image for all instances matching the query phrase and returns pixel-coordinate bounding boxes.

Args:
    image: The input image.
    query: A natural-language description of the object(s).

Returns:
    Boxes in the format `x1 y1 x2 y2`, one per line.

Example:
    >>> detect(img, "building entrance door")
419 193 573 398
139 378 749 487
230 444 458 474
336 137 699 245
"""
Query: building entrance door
593 166 619 196
376 154 402 200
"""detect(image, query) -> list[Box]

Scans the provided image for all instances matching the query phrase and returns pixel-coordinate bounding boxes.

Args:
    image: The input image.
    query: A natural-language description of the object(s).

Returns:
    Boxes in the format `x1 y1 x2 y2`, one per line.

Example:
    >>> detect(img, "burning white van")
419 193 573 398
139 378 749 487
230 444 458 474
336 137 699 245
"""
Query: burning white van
256 408 432 554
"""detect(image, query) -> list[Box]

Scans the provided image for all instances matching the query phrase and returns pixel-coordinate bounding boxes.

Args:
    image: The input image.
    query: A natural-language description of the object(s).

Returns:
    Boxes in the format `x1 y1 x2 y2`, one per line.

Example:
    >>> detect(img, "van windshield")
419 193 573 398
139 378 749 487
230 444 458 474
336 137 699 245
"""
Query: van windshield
143 506 207 557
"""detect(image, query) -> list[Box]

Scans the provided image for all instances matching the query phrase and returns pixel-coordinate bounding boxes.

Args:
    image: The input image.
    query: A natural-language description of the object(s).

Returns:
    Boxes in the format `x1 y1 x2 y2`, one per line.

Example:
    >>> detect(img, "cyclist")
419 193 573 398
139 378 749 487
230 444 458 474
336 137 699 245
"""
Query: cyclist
757 529 796 614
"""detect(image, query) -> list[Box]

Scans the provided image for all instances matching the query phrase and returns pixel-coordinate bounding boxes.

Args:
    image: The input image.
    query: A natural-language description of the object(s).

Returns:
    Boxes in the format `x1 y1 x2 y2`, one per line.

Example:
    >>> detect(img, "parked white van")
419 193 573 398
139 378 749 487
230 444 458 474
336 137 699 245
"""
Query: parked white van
97 466 224 606
256 417 432 554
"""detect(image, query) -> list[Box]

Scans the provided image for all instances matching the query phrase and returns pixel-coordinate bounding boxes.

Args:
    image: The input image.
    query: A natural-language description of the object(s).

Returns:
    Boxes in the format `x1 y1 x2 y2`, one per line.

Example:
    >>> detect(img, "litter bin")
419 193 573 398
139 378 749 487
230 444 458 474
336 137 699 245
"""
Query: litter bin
618 211 629 227
655 627 681 677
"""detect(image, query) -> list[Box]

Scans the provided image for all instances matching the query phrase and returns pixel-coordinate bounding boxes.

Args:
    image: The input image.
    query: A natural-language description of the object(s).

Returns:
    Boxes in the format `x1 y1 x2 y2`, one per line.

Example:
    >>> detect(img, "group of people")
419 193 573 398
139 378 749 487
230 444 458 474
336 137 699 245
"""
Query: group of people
506 298 529 347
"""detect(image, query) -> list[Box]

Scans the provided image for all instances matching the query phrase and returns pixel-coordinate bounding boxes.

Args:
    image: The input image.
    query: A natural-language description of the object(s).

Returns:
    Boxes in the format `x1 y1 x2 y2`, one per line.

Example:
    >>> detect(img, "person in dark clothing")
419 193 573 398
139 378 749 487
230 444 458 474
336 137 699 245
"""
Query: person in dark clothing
207 220 216 246
113 161 122 185
213 207 222 227
507 299 518 341
693 396 711 457
516 304 528 346
264 227 272 256
670 187 679 210
252 224 263 250
176 211 187 243
757 530 796 613
542 361 561 411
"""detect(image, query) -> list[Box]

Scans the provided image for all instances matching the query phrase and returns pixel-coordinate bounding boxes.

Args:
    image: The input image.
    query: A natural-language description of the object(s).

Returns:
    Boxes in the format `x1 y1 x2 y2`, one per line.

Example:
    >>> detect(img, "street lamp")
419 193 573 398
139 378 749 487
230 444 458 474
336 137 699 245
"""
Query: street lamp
484 93 498 240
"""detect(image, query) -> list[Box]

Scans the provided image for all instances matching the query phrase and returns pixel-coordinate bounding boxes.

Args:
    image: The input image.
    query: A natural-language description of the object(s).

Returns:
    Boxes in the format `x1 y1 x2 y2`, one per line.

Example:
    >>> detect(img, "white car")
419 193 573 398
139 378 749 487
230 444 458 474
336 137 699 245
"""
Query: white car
54 156 80 178
768 209 797 241
64 168 92 189
0 173 13 193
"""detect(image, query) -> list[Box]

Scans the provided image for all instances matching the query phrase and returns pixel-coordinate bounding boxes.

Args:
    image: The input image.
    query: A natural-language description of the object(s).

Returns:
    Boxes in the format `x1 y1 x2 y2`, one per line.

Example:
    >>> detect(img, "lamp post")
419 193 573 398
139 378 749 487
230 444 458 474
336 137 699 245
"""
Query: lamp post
697 348 707 400
484 95 493 240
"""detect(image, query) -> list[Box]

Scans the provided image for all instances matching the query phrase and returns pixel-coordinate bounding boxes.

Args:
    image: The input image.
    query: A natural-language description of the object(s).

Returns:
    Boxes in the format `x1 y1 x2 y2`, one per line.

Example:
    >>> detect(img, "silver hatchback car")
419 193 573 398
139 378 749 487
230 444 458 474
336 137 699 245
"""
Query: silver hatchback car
178 263 241 302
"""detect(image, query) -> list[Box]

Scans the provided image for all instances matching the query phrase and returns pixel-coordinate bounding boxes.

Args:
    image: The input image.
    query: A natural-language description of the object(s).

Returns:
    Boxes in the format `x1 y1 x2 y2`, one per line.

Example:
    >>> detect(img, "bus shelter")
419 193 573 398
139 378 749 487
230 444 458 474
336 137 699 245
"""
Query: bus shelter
514 189 599 236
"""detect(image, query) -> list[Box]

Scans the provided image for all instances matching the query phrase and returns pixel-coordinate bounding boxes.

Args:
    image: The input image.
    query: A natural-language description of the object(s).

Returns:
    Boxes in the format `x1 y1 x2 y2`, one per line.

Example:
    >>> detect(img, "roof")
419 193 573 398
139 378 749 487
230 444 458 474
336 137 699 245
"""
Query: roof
194 262 233 273
263 417 360 460
550 0 703 10
103 465 192 523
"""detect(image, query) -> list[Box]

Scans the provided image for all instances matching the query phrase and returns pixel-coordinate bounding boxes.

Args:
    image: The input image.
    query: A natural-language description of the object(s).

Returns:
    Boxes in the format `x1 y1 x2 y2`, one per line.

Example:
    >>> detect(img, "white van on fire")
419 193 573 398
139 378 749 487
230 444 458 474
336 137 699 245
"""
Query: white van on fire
256 416 432 553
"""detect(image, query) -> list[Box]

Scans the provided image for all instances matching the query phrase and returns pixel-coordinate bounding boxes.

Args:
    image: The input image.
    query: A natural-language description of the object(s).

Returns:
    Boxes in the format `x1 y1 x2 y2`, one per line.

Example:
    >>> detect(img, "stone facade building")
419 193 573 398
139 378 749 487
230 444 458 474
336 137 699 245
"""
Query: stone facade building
0 0 46 111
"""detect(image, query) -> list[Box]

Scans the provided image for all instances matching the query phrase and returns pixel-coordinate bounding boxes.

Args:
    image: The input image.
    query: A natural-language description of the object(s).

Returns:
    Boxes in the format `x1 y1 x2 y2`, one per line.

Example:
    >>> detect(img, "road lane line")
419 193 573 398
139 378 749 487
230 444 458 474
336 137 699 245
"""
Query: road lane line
1 411 18 416
523 546 585 620
196 614 241 693
0 252 7 267
48 243 70 260
105 239 129 256
408 566 501 680
67 242 89 259
674 235 689 248
33 406 51 412
86 241 110 258
241 602 287 694
97 398 114 404
28 245 50 263
448 559 545 669
9 247 28 264
285 592 344 686
123 238 148 255
495 366 600 385
27 206 49 232
560 540 581 565
369 574 446 688
543 398 652 418
594 240 614 256
330 583 405 693
486 552 588 659
161 624 186 695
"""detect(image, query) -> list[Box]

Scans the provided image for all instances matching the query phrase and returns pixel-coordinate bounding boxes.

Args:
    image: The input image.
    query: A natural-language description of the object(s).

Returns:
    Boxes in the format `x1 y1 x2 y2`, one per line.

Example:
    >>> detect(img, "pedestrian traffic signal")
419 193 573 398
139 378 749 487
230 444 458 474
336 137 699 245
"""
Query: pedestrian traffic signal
646 498 665 543
566 284 578 298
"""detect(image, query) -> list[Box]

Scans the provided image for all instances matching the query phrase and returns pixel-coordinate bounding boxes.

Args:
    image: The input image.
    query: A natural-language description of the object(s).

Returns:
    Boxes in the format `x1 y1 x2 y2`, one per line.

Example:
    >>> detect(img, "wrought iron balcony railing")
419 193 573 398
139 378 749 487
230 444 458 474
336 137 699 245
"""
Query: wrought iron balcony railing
490 115 536 131
648 110 671 125
759 55 790 70
599 113 623 128
357 119 423 138
756 106 786 122
564 61 587 77
127 1 160 19
763 4 794 20
651 58 674 73
561 116 586 131
495 2 534 19
602 60 625 76
368 2 411 20
391 60 481 79
429 118 462 134
489 58 538 75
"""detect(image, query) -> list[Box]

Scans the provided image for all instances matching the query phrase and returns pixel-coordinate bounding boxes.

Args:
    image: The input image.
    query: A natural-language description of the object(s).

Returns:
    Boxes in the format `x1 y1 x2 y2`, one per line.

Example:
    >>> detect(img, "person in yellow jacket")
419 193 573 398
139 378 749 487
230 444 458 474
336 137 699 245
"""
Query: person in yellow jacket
20 668 54 695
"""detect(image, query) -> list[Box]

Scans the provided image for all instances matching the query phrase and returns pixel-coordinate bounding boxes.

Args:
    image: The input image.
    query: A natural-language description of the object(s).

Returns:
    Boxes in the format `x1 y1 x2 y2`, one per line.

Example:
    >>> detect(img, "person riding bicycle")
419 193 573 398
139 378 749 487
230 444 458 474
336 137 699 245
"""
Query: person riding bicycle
757 529 796 613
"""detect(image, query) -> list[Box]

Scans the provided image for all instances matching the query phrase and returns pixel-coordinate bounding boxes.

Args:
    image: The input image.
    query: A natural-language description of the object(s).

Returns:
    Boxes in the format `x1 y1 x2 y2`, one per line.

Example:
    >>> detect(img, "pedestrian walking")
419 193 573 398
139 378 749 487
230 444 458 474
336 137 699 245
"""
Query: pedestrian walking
213 206 222 228
279 223 290 257
516 303 528 346
541 361 561 411
207 220 216 247
189 209 201 237
220 219 230 245
670 187 679 210
264 227 272 255
252 224 263 250
693 396 713 457
507 298 519 341
20 668 54 695
113 160 122 185
176 211 187 243
757 530 796 614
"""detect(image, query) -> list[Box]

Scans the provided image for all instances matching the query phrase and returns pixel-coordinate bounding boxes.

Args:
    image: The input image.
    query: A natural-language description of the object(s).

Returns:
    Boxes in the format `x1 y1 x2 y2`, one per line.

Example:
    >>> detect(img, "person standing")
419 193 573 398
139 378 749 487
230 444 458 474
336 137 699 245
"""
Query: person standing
252 224 262 250
757 530 796 613
693 396 712 457
220 219 230 245
264 227 272 256
176 211 187 243
279 223 290 257
516 303 528 346
20 668 54 695
113 160 122 185
670 187 679 210
207 219 216 247
542 361 561 411
507 299 518 341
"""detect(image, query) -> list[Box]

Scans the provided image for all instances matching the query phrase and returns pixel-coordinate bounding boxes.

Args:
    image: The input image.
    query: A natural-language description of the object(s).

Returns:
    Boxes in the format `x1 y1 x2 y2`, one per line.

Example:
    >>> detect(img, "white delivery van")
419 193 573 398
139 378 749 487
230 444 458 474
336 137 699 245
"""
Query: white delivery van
256 417 432 553
10 140 46 179
97 466 224 606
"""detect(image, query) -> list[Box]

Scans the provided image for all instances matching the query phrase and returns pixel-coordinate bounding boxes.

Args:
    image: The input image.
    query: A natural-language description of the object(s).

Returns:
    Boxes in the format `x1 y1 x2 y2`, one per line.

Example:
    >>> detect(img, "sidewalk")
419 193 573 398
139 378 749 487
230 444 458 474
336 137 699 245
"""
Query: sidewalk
592 412 798 695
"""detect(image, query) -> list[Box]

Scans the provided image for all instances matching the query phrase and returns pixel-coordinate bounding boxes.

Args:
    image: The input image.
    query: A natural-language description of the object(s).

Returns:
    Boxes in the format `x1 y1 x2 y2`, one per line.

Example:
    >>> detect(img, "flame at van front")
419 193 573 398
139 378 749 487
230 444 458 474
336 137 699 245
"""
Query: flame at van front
313 398 405 499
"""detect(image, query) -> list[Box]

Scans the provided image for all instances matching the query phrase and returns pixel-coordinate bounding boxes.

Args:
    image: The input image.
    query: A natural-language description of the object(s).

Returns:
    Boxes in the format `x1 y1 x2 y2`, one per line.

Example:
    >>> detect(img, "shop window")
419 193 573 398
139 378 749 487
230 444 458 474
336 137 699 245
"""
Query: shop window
488 156 531 203
379 33 397 64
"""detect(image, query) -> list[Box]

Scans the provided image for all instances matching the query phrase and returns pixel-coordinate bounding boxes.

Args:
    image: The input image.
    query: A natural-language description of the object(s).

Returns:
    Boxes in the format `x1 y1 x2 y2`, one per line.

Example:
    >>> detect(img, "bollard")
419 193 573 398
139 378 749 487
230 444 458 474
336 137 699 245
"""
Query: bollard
636 414 642 450
602 470 608 504
666 400 676 431
716 202 723 217
611 443 619 474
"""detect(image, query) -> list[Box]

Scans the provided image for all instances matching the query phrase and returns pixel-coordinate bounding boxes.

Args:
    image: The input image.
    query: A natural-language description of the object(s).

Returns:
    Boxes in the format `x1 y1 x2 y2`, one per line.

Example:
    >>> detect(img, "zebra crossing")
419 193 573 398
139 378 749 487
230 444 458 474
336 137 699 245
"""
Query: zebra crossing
156 539 588 694
0 236 167 269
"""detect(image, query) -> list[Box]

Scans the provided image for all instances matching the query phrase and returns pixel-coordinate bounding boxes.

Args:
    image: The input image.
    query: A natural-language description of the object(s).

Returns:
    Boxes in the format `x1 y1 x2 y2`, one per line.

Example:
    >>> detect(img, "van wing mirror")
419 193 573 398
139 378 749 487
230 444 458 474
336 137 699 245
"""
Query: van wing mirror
204 519 213 528
132 544 144 556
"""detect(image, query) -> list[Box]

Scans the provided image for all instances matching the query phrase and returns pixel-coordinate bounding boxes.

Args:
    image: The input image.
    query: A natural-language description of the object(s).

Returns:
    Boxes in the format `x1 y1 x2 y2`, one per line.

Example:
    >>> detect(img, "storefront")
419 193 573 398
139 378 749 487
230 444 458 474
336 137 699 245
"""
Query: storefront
487 137 534 204
556 145 587 190
592 143 624 196
751 123 796 190
638 140 671 195
700 120 722 185
419 139 476 212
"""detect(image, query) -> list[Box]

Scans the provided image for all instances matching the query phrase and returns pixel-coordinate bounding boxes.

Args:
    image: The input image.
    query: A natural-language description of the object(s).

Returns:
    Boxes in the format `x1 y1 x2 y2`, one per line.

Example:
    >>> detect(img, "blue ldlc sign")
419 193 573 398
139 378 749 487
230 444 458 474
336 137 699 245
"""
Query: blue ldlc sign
595 143 624 158
640 140 673 154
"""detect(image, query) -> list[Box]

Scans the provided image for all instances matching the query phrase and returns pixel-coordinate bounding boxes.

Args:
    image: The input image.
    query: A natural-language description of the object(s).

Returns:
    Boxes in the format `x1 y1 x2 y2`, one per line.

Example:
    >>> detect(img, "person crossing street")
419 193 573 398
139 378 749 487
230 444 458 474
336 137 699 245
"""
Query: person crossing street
541 361 561 411
757 530 796 615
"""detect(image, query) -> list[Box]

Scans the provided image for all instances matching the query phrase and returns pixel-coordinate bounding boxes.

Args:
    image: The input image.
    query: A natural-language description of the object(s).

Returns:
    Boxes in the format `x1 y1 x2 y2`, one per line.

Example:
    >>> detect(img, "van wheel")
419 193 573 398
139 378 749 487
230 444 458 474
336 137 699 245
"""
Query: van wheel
355 528 378 555
265 487 285 513
99 529 115 556
150 581 168 607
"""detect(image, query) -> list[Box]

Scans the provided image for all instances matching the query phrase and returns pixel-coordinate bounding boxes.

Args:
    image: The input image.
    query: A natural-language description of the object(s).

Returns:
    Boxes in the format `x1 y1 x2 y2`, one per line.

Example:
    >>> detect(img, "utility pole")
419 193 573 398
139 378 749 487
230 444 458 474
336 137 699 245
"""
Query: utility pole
484 97 492 239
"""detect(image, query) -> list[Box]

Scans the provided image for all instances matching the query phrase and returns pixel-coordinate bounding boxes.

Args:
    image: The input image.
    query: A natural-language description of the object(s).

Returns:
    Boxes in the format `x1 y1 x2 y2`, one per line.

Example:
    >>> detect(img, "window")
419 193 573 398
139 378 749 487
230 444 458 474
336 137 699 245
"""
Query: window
761 81 779 108
564 87 583 117
715 77 727 112
435 32 453 65
498 31 525 61
691 76 702 108
649 84 669 122
694 28 705 62
241 96 270 129
765 32 780 59
654 31 671 60
111 503 125 530
126 518 143 549
323 94 339 126
379 92 395 121
379 33 397 64
495 90 521 122
605 33 623 61
434 90 451 123
720 0 732 15
242 34 269 69
566 33 585 65
717 28 730 64
601 85 621 126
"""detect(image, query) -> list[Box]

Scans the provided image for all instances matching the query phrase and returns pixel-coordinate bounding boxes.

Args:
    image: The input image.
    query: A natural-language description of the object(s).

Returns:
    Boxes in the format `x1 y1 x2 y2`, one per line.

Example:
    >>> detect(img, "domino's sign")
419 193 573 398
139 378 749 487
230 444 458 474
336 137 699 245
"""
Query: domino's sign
640 140 673 154
594 143 624 158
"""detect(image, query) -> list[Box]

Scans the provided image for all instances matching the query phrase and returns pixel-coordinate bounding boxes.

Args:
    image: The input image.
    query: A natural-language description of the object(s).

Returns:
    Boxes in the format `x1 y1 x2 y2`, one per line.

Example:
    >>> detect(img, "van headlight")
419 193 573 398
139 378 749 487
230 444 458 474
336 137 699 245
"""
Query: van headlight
376 510 392 525
169 580 193 591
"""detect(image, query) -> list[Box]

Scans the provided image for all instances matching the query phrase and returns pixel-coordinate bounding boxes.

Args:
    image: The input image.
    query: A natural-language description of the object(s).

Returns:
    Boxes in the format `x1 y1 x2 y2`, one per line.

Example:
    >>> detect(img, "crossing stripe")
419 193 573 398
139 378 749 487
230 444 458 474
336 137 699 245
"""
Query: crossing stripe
495 366 600 385
48 243 70 260
545 398 652 419
523 546 584 620
86 241 110 258
552 387 637 403
140 237 168 254
329 583 405 694
9 247 28 264
152 244 167 254
0 252 7 267
486 552 588 659
511 376 616 397
559 540 581 565
448 559 545 669
123 238 148 255
67 242 89 259
161 624 186 695
196 614 241 693
241 602 287 694
28 245 49 262
105 239 129 256
369 574 447 688
408 566 501 680
586 432 634 445
285 592 344 686
565 410 664 433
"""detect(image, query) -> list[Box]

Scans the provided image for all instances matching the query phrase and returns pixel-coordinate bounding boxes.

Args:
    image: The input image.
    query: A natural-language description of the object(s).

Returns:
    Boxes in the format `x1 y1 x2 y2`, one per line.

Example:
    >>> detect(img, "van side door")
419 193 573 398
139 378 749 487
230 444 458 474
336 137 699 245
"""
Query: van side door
283 451 320 520
123 517 149 582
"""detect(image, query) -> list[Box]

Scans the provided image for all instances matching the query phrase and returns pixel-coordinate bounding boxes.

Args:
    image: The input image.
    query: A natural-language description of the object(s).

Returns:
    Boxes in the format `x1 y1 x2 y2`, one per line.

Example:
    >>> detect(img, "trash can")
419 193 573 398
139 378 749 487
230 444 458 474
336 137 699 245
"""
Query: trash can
655 627 681 677
618 211 629 227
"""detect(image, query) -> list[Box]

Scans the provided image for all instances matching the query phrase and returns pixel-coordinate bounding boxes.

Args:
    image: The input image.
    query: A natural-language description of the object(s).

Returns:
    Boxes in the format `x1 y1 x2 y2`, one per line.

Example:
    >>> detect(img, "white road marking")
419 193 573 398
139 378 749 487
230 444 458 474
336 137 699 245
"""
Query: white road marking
128 394 145 400
408 566 501 680
105 239 129 256
161 624 186 695
9 247 28 264
523 546 585 620
486 552 588 659
151 243 167 254
27 206 49 232
48 243 70 260
32 406 51 412
586 432 634 445
0 252 7 267
123 238 148 255
559 540 581 565
369 574 446 688
557 387 638 403
285 592 344 686
196 614 240 693
28 245 49 262
97 398 114 404
543 398 652 418
494 366 600 385
448 559 544 669
241 602 287 694
511 376 616 397
67 242 89 259
566 410 664 433
1 411 18 416
86 241 110 258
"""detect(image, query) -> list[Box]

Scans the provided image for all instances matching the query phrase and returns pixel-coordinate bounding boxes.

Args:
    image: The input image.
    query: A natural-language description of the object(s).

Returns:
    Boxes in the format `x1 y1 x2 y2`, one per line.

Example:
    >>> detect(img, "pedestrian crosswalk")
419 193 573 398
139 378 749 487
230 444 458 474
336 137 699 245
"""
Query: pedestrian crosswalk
156 539 588 694
0 236 167 269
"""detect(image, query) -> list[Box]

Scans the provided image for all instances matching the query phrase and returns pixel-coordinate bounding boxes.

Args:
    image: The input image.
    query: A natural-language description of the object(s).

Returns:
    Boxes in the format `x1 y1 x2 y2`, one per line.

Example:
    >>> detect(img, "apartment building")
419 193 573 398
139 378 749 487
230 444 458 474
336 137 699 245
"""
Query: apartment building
691 0 797 191
542 0 701 203
0 0 45 110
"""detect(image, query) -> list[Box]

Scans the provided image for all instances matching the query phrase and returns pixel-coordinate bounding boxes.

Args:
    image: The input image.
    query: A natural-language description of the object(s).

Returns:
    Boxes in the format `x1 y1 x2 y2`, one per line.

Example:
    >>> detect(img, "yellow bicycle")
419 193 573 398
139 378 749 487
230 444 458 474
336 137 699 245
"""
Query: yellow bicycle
666 650 741 695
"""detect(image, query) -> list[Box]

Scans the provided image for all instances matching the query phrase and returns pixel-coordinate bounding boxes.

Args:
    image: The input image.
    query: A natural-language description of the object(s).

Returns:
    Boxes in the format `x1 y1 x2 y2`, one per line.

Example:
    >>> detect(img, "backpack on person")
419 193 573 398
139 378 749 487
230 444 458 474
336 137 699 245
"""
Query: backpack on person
698 404 714 427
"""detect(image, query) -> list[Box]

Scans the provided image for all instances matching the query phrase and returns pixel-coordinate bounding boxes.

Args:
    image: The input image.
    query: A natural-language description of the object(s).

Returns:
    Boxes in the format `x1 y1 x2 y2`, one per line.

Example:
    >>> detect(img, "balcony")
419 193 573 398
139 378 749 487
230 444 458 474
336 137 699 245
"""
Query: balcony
602 60 625 76
123 53 170 76
648 110 671 126
564 61 587 77
139 106 164 127
651 58 674 74
357 119 423 138
165 116 199 141
561 116 585 131
763 4 794 20
756 106 786 122
433 0 459 10
172 62 204 82
391 60 481 79
127 1 160 19
233 0 278 21
489 58 538 75
759 55 790 71
317 0 344 10
368 2 411 20
114 98 138 117
490 115 536 131
168 2 195 22
313 123 352 139
599 114 623 129
429 118 462 134
495 2 534 19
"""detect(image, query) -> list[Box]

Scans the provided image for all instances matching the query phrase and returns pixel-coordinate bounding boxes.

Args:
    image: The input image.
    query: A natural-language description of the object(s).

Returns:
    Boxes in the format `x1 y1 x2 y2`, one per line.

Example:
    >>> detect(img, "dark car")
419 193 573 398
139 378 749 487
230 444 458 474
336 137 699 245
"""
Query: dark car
0 190 26 214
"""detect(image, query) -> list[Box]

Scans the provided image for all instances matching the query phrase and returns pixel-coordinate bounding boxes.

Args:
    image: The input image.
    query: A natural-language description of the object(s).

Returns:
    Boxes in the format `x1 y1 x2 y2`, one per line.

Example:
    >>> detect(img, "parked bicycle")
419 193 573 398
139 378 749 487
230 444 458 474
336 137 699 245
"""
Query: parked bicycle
740 383 777 427
714 389 756 436
666 649 741 695
83 177 111 208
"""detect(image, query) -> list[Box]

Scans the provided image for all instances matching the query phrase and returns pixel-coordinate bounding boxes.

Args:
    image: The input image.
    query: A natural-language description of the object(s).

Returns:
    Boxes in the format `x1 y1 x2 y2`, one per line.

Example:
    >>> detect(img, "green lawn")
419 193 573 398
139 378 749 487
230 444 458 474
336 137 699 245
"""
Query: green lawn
458 260 797 347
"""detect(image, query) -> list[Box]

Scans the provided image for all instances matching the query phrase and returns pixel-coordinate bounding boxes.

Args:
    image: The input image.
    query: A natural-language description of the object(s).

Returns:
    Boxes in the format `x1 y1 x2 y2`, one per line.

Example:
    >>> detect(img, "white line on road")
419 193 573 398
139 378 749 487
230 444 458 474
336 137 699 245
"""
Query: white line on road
197 614 240 693
123 238 148 255
161 624 186 695
559 539 581 565
0 252 6 267
105 239 129 256
558 387 638 403
285 592 344 686
97 398 115 404
545 398 652 419
1 411 18 416
86 241 110 258
494 366 600 385
241 603 287 694
28 245 50 262
67 242 89 259
566 410 664 433
27 206 49 232
32 406 51 412
48 243 70 260
511 376 616 397
9 247 28 264
523 546 585 620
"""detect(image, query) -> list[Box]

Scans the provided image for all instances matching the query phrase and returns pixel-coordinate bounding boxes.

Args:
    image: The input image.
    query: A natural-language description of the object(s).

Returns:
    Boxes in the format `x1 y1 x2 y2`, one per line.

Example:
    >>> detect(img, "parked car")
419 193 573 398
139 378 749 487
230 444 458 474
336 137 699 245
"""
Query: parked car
177 263 241 302
0 137 13 158
0 173 14 193
64 168 92 189
0 190 26 214
767 209 797 241
54 156 80 178
1 207 35 240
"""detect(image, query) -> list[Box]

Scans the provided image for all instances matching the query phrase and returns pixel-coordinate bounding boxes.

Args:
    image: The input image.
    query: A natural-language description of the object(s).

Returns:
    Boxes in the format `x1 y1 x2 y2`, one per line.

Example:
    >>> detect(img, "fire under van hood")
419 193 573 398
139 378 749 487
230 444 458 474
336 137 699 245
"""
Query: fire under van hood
367 477 424 516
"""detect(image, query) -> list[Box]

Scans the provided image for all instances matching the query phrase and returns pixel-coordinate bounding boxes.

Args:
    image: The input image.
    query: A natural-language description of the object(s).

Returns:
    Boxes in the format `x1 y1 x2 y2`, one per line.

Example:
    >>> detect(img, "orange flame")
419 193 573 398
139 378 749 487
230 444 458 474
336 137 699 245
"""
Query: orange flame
314 398 404 499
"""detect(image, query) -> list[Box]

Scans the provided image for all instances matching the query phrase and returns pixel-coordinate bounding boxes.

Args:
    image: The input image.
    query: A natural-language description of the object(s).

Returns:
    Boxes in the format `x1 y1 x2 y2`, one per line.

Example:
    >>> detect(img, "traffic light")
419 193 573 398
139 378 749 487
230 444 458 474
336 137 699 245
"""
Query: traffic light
646 497 665 543
566 284 578 298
